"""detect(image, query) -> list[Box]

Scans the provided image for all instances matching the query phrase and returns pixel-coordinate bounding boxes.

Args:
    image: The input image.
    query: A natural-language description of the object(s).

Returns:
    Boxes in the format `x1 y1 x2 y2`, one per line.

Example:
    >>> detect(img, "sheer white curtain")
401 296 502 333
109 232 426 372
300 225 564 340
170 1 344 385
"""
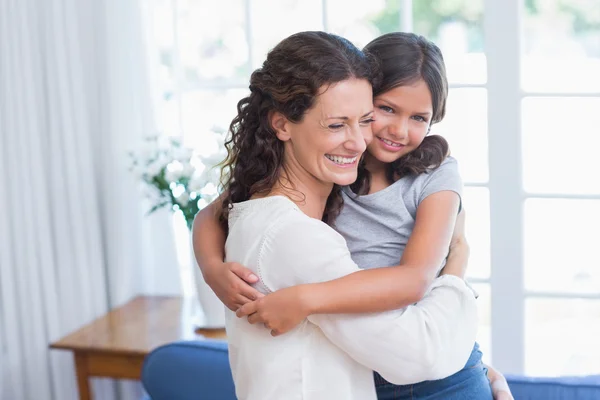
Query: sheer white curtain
0 0 180 399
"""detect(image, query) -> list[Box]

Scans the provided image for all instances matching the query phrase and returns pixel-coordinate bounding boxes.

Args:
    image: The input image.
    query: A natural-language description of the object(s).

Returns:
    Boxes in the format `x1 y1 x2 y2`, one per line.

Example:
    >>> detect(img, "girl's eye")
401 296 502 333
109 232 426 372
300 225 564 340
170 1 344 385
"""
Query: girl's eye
360 118 375 125
378 105 394 113
328 123 344 130
412 115 428 123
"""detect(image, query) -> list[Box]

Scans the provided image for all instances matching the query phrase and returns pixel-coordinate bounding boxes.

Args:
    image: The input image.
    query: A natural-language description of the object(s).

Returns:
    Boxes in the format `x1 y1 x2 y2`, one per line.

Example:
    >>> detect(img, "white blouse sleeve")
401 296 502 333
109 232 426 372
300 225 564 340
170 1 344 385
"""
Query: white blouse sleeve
258 212 479 385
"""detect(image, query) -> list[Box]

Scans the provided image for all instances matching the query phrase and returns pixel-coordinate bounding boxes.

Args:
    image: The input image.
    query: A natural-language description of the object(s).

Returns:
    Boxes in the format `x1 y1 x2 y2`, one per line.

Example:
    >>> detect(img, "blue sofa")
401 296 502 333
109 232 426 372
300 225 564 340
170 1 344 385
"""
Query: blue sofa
142 340 600 399
142 340 235 400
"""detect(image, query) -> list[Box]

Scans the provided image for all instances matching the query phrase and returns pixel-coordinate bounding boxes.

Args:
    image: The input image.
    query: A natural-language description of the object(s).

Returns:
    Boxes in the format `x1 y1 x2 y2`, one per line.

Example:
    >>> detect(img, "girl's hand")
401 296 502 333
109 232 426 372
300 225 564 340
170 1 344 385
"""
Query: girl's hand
204 261 264 311
236 285 310 336
486 364 514 400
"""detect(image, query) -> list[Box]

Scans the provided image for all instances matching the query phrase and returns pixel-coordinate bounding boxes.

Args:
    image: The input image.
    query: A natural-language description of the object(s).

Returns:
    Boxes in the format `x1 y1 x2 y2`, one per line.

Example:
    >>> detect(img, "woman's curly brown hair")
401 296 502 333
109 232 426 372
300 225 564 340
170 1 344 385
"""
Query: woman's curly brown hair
218 31 379 229
351 32 450 195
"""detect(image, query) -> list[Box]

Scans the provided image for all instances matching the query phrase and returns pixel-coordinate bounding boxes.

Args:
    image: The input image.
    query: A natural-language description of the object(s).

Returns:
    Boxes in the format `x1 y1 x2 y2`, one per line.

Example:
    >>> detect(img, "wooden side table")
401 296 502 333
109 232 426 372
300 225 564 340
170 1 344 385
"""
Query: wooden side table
49 295 226 400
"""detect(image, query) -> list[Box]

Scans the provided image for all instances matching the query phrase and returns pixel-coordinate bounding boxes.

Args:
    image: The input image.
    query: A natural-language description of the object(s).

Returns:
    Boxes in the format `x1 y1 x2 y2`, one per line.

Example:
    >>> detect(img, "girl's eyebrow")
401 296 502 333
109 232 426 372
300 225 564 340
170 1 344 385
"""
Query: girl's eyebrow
376 98 432 116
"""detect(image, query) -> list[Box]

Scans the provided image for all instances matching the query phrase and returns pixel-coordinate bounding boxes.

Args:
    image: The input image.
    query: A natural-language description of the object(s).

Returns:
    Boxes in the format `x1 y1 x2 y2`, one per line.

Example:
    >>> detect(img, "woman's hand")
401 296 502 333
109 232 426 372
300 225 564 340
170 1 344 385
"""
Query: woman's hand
486 364 514 400
236 285 310 336
450 208 468 249
203 261 264 311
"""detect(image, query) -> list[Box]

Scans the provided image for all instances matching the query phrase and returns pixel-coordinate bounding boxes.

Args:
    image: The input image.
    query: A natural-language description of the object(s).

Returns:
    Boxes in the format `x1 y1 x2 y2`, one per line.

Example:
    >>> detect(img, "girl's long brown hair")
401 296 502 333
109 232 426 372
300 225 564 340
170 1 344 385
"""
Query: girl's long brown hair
219 31 379 229
352 32 450 194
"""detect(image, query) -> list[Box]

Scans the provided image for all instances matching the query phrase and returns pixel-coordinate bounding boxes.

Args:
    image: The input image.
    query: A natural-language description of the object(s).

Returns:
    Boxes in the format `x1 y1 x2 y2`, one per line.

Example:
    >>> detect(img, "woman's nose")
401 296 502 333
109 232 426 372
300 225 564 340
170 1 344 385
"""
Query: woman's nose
345 124 369 153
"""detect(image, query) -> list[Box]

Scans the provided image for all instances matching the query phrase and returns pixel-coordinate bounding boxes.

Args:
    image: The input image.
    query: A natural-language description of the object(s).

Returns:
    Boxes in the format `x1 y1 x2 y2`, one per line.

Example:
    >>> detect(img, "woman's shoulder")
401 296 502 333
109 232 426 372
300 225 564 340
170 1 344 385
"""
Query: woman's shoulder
271 208 346 248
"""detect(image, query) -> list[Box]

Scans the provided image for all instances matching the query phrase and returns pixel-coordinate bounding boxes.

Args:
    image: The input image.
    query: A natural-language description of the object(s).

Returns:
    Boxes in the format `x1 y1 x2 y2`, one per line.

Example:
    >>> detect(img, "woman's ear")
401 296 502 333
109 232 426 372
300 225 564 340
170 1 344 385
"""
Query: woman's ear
270 111 291 141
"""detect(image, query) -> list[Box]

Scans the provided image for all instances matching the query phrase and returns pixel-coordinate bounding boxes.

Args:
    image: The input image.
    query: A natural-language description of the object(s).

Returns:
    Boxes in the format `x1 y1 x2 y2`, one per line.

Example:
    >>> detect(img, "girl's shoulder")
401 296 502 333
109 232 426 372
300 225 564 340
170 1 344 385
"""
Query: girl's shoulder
428 155 459 174
413 155 461 184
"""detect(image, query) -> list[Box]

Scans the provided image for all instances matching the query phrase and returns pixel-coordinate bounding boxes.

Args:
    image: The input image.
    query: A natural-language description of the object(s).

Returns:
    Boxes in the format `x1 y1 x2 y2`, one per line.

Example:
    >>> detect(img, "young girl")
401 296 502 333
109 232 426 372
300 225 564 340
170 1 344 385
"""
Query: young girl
195 32 511 399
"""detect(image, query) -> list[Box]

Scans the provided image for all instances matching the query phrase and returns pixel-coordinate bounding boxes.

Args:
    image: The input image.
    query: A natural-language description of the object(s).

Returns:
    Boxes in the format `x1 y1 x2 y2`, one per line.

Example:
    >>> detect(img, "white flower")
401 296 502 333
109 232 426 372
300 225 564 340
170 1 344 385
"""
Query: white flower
199 182 219 202
145 153 171 177
139 140 158 163
146 161 165 178
204 165 222 185
188 175 207 193
164 168 182 183
158 136 174 152
175 192 190 207
202 150 226 168
181 162 196 178
173 147 193 162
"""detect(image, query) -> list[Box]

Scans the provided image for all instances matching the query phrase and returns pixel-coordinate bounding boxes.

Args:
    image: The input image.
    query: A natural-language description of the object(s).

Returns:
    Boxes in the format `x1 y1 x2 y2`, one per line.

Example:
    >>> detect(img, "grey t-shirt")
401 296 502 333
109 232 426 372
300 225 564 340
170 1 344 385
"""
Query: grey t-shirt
336 156 463 271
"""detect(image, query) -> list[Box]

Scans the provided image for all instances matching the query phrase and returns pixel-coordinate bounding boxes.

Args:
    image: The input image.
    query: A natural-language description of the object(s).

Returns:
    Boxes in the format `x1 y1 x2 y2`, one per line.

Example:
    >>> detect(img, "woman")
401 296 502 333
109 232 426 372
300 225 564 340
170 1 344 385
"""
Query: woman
210 31 478 400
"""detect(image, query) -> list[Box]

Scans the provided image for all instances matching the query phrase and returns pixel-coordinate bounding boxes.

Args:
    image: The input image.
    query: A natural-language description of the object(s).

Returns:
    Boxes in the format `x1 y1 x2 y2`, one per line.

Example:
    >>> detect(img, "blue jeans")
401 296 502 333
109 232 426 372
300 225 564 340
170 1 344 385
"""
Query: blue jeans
375 343 493 400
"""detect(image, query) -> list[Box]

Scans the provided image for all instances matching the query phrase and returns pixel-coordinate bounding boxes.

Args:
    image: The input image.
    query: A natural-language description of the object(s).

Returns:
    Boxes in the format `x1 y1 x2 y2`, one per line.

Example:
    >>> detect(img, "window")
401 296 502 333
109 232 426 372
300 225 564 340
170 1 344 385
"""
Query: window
519 0 600 376
152 0 600 376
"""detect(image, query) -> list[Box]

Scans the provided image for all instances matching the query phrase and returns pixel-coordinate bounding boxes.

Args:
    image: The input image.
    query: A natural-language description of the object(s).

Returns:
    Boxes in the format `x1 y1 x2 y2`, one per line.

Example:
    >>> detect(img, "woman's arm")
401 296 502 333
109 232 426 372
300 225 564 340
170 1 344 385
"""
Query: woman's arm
192 198 262 311
252 215 478 384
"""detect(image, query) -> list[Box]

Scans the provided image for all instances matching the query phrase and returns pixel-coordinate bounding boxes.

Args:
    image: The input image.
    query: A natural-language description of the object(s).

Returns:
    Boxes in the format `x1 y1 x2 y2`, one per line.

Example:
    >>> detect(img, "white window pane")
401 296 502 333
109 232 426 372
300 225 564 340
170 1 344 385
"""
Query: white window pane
177 0 249 84
413 1 486 84
180 89 248 156
434 88 488 184
522 97 600 195
472 283 492 365
326 0 399 48
250 0 323 69
526 298 600 376
463 187 491 280
522 1 600 93
524 199 600 295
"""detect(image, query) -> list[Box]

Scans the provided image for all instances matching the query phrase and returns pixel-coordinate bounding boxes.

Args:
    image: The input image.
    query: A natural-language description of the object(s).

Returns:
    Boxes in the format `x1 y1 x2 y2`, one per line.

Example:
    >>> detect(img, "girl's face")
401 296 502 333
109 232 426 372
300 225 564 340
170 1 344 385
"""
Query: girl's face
367 79 433 165
276 78 374 187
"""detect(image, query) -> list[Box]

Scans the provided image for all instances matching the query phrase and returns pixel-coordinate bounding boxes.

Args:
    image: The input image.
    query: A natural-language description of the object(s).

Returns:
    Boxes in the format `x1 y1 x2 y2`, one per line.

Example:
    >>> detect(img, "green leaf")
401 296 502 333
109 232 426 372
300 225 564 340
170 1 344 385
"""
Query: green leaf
146 201 170 216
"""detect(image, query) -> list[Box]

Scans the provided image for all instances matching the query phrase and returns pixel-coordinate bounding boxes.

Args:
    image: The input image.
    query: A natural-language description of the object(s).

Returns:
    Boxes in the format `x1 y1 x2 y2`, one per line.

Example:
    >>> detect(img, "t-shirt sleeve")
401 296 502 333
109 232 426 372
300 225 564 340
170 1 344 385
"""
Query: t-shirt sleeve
257 212 478 384
418 156 463 211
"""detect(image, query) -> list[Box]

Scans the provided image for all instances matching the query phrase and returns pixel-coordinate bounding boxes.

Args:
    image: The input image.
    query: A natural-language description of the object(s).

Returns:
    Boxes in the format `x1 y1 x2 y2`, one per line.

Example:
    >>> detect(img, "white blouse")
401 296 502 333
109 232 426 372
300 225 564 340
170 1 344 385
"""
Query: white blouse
224 196 478 400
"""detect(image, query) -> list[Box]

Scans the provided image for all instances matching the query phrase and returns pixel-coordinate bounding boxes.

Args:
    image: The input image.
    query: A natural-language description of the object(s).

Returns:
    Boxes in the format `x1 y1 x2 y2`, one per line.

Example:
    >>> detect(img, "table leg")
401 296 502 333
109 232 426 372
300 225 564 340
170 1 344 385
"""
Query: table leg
74 353 92 400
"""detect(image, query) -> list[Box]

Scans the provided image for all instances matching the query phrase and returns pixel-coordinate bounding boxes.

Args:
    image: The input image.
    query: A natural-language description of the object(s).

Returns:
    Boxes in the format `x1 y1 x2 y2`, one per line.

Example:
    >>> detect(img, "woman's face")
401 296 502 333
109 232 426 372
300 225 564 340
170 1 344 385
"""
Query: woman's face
277 78 374 187
367 79 433 164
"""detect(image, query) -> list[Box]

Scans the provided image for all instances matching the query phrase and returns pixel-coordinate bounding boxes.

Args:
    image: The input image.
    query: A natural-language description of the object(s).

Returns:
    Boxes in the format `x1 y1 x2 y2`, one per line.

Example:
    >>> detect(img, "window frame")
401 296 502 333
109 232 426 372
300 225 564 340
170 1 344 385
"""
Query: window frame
163 0 600 375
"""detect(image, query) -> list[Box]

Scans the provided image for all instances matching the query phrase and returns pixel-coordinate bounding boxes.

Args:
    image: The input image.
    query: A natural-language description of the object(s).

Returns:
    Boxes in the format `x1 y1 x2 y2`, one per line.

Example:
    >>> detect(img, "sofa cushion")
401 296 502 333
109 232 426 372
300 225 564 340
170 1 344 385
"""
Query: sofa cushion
142 340 236 400
506 374 600 400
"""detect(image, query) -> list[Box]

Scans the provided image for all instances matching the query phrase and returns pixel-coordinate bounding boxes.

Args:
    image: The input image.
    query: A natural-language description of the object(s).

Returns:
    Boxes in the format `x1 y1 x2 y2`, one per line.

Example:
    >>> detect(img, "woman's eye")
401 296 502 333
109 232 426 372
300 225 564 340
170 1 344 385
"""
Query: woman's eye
412 115 427 123
328 123 344 130
360 118 375 125
378 105 394 113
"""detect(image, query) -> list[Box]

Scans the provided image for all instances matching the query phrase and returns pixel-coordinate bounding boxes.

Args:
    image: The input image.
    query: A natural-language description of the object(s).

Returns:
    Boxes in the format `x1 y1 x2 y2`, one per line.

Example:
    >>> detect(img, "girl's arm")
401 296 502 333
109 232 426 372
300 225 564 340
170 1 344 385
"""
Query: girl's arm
192 198 262 311
238 191 465 335
303 191 461 313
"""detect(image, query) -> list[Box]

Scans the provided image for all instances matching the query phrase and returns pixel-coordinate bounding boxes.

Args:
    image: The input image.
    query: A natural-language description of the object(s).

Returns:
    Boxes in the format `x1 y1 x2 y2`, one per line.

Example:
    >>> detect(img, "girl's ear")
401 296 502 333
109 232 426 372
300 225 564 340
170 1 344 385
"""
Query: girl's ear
270 111 291 141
